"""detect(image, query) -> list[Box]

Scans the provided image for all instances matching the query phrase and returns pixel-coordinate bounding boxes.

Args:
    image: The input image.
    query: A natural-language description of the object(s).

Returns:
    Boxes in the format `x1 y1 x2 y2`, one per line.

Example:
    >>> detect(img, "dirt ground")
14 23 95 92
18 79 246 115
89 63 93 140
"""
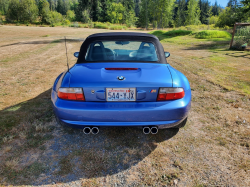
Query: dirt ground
0 26 249 186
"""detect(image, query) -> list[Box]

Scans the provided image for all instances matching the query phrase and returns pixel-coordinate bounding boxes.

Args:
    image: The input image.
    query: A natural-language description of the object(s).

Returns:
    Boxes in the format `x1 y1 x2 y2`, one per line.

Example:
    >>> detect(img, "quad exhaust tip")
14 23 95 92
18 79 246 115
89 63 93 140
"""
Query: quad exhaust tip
92 127 99 135
83 127 91 134
151 127 158 134
143 127 158 134
83 127 99 135
143 127 151 134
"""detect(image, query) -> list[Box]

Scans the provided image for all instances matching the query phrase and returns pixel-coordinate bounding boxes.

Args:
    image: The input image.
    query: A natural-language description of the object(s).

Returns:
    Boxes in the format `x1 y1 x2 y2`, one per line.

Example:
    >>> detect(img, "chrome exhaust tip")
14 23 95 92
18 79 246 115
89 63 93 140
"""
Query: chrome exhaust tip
83 127 91 134
91 127 99 135
143 127 151 134
151 127 158 134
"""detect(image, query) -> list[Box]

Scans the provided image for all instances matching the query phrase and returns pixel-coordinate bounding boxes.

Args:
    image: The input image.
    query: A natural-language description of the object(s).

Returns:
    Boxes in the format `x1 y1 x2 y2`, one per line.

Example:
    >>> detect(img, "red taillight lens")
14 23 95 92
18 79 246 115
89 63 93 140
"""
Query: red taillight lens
157 88 185 101
105 68 138 70
58 88 85 101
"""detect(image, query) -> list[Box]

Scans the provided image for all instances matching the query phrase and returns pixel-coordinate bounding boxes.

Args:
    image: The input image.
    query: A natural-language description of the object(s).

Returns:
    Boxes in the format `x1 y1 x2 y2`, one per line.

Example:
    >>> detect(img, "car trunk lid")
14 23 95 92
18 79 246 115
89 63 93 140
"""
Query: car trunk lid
69 63 172 101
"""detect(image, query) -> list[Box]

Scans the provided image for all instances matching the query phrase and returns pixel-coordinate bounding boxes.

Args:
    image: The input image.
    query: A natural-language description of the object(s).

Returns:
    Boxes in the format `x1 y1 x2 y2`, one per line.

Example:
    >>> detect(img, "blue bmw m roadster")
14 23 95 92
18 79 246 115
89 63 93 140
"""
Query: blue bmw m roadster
51 32 191 134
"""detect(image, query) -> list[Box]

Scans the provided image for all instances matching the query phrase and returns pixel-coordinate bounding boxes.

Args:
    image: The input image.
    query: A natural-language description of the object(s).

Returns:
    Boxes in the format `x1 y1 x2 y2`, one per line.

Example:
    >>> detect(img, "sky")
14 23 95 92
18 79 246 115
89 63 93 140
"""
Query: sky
209 0 228 8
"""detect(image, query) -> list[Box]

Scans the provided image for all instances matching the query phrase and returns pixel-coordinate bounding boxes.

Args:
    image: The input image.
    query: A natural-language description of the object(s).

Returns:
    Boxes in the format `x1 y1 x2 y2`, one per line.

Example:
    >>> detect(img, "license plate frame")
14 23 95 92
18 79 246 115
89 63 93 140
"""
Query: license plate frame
106 88 136 102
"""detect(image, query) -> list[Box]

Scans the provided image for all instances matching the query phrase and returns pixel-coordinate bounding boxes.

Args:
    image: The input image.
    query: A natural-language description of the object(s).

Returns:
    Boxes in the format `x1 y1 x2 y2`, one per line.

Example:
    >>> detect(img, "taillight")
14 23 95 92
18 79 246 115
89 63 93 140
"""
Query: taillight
157 88 185 101
58 88 85 101
105 68 138 70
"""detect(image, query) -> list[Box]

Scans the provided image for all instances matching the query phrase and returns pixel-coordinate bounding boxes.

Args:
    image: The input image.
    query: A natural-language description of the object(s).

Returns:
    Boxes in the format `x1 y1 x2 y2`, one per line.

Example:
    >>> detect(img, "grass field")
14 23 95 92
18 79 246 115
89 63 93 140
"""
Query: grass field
0 26 249 186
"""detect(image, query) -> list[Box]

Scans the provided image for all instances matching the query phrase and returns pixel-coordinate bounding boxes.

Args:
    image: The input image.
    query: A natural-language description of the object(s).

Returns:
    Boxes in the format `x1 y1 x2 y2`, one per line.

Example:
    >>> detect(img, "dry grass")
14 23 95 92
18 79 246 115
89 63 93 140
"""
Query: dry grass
0 25 249 186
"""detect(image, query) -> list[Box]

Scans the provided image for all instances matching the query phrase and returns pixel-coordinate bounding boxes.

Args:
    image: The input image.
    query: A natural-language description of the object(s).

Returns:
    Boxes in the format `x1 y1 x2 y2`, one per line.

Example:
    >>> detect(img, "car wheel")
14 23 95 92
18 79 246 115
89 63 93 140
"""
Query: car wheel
171 117 188 129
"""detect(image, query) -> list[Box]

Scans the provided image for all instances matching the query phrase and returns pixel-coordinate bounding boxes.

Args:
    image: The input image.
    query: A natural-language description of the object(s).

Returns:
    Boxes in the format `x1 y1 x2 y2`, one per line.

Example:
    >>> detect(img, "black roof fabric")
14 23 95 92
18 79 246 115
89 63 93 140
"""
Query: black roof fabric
76 32 167 64
87 32 158 40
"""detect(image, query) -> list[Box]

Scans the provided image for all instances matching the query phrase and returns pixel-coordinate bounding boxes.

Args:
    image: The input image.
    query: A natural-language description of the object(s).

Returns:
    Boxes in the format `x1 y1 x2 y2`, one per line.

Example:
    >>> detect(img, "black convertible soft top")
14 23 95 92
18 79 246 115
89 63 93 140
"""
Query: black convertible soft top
86 32 159 39
76 32 167 64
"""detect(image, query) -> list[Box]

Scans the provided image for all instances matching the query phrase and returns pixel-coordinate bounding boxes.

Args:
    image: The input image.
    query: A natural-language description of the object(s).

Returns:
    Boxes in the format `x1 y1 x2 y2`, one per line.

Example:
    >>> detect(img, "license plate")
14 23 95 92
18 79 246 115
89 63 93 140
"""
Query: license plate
106 88 136 102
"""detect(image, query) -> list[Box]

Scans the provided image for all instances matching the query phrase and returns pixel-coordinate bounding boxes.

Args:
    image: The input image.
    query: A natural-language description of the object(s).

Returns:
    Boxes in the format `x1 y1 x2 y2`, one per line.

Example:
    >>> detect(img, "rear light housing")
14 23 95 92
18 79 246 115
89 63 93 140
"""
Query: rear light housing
58 88 85 101
157 88 185 101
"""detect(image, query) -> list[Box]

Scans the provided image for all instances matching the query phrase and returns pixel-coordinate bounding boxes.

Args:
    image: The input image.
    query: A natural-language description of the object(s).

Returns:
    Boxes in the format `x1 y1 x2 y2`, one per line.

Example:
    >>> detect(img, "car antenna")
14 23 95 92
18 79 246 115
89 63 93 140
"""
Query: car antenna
64 36 70 72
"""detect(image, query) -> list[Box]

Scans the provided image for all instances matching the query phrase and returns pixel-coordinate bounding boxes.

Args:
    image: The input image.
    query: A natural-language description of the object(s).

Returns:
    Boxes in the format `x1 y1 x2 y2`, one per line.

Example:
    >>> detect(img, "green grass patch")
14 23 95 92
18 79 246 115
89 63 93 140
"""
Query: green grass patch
195 30 231 39
163 30 193 37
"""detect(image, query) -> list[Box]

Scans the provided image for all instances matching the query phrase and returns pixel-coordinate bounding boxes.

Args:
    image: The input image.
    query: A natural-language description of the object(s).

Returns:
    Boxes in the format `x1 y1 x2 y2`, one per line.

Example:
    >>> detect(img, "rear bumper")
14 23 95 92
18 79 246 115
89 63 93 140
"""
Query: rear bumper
58 117 187 129
52 89 191 129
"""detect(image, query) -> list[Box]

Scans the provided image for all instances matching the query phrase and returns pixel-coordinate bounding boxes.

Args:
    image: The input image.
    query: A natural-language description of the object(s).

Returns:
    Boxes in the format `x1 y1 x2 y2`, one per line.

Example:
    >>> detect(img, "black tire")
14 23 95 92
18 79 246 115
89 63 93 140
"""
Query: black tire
171 117 188 129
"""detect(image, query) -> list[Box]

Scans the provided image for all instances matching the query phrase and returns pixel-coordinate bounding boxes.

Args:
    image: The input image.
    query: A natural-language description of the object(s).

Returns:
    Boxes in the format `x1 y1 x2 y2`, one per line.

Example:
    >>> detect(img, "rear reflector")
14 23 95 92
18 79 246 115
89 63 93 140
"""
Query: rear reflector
58 88 85 101
105 68 138 70
157 88 185 101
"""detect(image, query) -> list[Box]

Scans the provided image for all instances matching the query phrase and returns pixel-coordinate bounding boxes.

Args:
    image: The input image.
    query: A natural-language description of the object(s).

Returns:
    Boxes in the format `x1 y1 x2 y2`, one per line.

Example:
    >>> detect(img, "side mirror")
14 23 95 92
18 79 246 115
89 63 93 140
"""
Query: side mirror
165 52 170 58
74 52 79 58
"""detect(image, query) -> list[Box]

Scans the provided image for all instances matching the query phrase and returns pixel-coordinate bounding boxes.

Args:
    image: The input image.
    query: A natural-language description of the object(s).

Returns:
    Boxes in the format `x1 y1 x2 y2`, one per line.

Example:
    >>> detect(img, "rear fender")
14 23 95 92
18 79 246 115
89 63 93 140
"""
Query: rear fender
168 66 191 91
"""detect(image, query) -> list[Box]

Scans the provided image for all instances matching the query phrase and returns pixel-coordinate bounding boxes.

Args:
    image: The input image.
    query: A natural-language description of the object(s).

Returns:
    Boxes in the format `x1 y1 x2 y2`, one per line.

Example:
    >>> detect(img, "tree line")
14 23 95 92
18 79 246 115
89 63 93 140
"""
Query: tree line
0 0 249 28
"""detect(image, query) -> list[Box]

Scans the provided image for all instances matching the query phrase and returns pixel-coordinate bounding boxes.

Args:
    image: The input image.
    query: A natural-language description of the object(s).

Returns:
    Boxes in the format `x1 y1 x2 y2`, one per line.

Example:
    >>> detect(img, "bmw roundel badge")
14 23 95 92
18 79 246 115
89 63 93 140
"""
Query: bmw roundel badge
117 76 125 81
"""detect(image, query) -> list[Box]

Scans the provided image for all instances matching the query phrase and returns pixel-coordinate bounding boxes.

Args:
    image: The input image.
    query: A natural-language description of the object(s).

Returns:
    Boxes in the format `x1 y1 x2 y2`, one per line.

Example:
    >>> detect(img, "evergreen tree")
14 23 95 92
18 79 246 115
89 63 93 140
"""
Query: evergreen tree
92 0 102 21
227 0 240 9
211 0 221 16
57 0 64 14
137 0 149 29
134 0 140 17
175 0 186 27
199 0 210 24
185 0 201 25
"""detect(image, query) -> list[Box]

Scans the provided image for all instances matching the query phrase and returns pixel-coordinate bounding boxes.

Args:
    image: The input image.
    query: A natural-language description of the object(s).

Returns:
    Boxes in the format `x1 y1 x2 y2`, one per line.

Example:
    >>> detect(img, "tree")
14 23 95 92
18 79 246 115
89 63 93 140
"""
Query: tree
185 0 201 25
120 0 134 24
66 10 75 21
137 0 149 29
175 0 186 27
6 0 20 21
199 0 210 24
38 0 50 23
211 0 221 16
216 7 236 27
0 0 9 15
227 0 240 10
48 0 56 11
57 0 63 14
107 2 125 24
45 10 63 26
134 0 140 17
76 0 92 22
20 0 38 22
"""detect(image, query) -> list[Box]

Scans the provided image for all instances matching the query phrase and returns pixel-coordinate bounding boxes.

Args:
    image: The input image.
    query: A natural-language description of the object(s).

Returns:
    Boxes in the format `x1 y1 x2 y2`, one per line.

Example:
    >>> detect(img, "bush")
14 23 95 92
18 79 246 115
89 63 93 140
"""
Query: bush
163 30 193 37
79 24 89 28
109 25 125 30
62 19 70 25
195 30 231 39
94 22 109 29
66 10 75 22
149 30 165 35
45 11 63 26
209 16 219 25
